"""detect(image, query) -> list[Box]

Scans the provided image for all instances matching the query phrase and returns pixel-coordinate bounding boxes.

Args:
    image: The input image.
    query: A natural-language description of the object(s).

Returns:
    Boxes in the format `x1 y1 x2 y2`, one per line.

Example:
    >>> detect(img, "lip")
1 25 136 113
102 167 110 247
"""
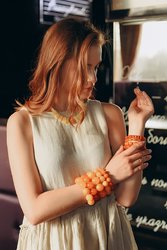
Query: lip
84 86 93 91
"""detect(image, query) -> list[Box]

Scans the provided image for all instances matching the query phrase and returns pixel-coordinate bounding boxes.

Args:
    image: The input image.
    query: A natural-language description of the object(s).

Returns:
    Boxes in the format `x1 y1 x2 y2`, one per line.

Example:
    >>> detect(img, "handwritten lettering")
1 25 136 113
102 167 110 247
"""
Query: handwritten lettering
142 176 148 185
151 114 166 120
121 106 166 124
164 201 167 210
151 179 167 189
122 107 128 124
147 129 167 145
125 208 133 221
136 216 167 232
47 0 87 16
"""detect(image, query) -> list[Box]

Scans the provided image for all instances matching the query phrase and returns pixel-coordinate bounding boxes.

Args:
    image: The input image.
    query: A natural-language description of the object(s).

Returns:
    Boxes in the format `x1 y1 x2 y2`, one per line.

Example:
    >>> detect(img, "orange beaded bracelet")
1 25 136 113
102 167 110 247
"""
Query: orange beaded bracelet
75 168 114 206
124 135 146 149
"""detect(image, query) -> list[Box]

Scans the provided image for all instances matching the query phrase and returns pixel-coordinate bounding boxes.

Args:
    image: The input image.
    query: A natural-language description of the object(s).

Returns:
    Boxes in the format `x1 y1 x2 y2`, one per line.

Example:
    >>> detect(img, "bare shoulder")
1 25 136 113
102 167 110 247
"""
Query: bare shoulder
7 109 32 138
101 103 126 152
101 102 124 121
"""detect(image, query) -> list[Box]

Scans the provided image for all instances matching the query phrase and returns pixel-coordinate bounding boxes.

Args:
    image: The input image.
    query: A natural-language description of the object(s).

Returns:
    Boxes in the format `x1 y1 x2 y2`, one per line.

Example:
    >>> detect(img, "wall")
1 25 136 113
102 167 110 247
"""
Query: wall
0 0 47 118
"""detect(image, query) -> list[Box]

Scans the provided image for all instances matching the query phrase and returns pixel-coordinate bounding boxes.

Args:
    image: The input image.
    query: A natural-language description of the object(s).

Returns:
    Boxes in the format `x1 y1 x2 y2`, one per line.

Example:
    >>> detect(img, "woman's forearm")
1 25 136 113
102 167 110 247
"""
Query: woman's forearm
114 121 145 207
128 119 145 136
114 171 142 207
25 184 85 225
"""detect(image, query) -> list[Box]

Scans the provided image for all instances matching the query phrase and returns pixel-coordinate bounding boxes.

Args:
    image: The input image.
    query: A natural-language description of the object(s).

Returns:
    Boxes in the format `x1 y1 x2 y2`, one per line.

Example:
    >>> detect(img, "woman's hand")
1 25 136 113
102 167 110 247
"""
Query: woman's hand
105 142 152 184
128 88 154 124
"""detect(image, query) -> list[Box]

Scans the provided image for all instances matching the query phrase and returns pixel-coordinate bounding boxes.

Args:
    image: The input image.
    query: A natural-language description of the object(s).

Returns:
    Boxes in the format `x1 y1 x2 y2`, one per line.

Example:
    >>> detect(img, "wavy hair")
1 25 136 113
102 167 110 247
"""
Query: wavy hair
22 18 106 121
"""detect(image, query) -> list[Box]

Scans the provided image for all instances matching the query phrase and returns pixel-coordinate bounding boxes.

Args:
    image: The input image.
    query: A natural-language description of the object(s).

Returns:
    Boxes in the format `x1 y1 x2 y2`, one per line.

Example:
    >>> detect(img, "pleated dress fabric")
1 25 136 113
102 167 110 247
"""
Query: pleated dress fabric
17 99 138 250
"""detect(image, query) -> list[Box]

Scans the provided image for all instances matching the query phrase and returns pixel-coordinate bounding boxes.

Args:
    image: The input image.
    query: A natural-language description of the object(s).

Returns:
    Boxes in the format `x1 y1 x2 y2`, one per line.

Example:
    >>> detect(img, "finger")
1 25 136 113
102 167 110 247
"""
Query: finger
123 141 146 155
133 162 149 173
134 87 142 96
129 149 152 162
129 98 137 108
134 88 151 103
128 98 141 113
142 91 152 102
132 154 151 169
134 88 145 100
142 154 152 163
132 158 143 168
142 91 154 109
134 88 151 107
139 162 149 170
136 90 148 106
135 89 153 109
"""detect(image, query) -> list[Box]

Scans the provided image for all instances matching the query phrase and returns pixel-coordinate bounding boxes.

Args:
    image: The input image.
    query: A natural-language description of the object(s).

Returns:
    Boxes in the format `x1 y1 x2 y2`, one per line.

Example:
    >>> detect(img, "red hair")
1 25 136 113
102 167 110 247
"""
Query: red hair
21 18 106 121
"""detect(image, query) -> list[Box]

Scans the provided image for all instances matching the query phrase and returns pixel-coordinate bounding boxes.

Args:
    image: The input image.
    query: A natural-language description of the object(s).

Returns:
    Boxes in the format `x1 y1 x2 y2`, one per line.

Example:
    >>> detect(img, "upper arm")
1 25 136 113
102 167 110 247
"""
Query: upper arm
7 111 43 218
102 102 126 154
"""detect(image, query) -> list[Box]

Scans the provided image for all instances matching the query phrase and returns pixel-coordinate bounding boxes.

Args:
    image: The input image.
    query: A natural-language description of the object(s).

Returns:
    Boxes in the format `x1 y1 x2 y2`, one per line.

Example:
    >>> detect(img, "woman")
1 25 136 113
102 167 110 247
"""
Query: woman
7 18 154 250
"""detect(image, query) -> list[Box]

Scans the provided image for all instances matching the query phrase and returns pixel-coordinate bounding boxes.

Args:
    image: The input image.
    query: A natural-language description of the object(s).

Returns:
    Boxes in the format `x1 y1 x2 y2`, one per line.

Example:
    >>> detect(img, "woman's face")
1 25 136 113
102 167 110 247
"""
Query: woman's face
60 44 102 101
80 44 102 100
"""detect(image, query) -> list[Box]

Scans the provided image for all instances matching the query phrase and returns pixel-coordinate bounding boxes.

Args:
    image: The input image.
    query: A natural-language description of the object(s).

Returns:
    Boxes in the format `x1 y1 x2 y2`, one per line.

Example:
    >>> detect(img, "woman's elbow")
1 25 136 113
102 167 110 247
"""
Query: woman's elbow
116 196 138 208
24 207 44 225
25 212 40 225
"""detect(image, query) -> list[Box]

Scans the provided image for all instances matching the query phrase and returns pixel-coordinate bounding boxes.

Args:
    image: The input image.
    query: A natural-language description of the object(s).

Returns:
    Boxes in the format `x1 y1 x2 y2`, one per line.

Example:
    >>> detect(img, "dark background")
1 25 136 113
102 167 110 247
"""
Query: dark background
0 0 113 118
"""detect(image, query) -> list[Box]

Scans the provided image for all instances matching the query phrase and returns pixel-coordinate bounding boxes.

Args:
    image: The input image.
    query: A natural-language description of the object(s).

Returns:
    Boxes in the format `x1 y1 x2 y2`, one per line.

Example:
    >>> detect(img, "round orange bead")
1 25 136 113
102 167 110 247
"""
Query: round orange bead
92 177 100 185
101 169 106 175
87 182 94 189
87 172 95 178
91 188 97 195
75 177 81 184
100 176 105 182
95 171 102 177
108 182 113 187
96 183 104 192
102 181 108 187
104 173 109 179
81 174 88 180
80 181 87 188
88 199 95 206
85 194 94 201
83 188 90 196
105 186 111 194
105 186 111 192
106 177 111 182
82 176 90 183
99 190 107 198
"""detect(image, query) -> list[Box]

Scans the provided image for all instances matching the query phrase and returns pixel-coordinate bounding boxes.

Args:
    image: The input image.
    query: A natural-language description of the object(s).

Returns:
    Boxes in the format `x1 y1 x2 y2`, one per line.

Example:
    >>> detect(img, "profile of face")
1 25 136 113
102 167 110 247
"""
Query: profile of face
80 44 102 100
60 44 102 101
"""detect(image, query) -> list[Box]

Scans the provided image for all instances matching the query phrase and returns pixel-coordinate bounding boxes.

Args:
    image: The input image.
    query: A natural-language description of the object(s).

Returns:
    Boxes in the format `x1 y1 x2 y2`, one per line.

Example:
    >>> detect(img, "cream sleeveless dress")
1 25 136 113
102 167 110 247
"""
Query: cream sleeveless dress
17 99 138 250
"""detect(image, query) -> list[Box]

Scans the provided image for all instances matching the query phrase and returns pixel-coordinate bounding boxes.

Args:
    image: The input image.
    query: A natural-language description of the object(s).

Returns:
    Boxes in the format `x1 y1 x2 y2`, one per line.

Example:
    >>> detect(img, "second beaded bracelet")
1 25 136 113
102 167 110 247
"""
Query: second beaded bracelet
124 135 146 149
75 168 114 206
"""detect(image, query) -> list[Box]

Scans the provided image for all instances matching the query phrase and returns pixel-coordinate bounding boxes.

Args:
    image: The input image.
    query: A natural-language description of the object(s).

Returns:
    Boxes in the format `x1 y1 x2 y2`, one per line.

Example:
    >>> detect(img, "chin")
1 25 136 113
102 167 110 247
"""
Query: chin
80 90 93 100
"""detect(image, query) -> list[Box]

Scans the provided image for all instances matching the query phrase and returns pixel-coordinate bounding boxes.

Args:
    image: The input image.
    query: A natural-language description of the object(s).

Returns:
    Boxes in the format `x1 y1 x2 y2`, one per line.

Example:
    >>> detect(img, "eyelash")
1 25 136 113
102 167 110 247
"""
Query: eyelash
87 65 100 72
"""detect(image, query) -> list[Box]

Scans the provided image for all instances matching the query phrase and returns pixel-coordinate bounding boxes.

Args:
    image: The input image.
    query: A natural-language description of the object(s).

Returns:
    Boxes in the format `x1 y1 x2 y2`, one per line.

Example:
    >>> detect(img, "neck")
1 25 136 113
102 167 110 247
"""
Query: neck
53 98 69 113
53 94 87 113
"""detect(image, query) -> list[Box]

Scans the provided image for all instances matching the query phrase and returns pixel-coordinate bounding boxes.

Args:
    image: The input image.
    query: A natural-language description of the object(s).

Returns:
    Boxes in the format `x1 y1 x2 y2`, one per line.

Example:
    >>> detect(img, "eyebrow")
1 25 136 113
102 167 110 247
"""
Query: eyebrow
88 61 102 67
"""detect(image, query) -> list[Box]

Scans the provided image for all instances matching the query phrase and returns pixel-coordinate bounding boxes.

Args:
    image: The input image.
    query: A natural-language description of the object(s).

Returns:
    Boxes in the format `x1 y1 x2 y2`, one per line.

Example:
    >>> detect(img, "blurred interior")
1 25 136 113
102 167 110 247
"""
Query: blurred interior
0 1 167 249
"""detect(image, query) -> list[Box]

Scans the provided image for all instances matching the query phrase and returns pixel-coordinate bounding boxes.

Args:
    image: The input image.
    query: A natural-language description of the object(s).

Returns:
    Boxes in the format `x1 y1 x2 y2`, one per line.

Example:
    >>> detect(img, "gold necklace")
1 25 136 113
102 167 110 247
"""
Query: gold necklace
51 104 87 125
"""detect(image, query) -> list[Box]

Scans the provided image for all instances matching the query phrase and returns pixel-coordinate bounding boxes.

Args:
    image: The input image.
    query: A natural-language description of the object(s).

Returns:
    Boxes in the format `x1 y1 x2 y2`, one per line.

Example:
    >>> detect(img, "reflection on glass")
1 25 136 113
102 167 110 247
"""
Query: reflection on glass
114 20 167 82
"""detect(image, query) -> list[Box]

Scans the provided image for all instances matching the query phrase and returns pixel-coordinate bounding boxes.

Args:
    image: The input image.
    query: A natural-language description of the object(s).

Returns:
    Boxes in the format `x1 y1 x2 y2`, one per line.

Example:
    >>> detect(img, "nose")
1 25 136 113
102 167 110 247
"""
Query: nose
87 69 97 86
